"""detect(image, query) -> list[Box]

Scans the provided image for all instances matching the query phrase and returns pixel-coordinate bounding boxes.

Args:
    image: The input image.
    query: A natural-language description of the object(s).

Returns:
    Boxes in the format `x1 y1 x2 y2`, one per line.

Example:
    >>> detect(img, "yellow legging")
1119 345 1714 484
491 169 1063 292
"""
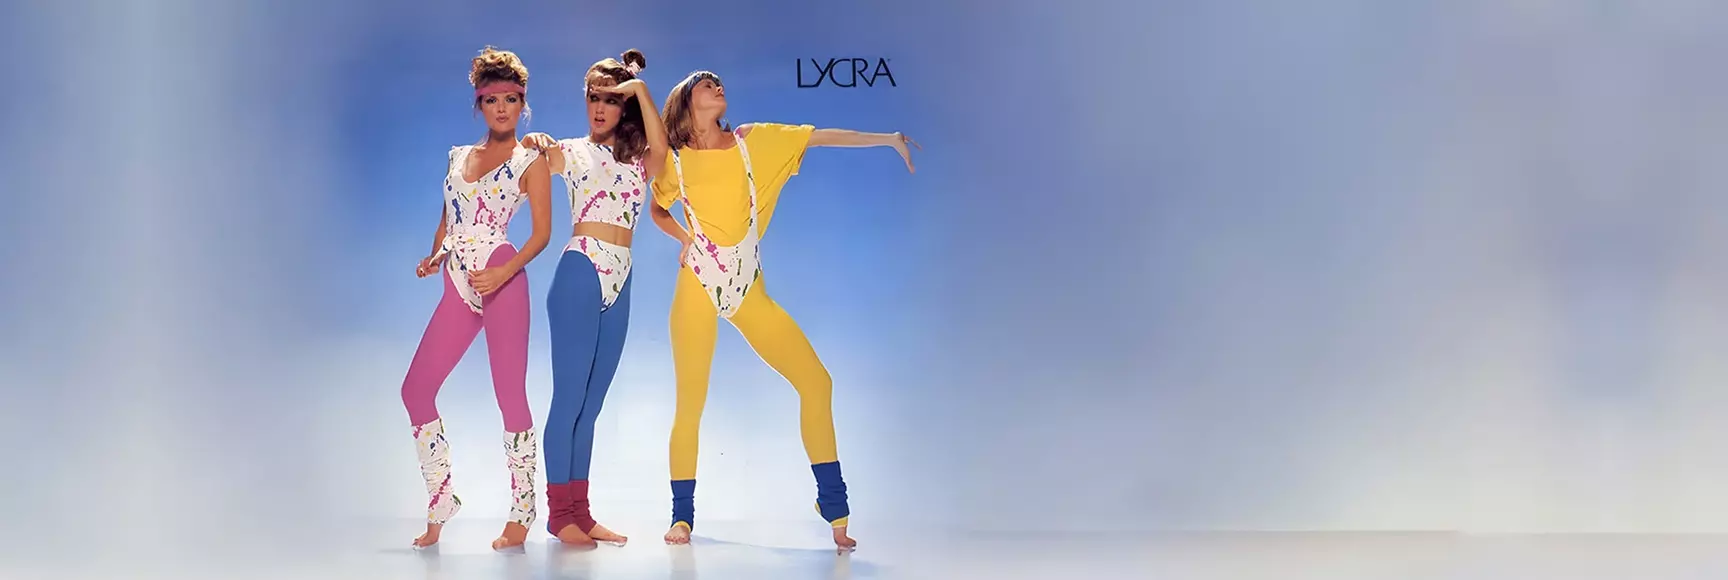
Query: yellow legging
668 267 838 481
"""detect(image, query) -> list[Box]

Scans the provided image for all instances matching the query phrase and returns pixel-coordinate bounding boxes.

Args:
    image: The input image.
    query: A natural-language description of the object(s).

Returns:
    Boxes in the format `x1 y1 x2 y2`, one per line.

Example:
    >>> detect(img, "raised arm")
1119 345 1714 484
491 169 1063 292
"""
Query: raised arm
627 81 669 179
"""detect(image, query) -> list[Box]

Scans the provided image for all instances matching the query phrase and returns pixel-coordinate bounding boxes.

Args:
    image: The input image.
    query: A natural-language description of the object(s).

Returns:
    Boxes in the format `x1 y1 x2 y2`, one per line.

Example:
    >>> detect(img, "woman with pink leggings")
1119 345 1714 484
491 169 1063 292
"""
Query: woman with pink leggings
401 46 553 551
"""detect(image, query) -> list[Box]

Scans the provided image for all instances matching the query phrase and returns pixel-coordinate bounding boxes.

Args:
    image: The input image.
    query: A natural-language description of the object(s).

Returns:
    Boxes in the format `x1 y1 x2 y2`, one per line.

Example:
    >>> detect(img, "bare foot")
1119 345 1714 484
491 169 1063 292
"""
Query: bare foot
554 524 598 549
491 522 529 550
664 523 691 545
832 526 857 553
412 523 445 548
588 523 628 546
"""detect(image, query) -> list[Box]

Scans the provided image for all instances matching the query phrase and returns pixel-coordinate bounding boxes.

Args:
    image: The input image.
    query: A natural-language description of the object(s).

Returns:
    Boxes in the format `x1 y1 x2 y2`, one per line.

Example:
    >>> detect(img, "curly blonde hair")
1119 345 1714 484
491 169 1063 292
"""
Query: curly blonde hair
470 46 530 107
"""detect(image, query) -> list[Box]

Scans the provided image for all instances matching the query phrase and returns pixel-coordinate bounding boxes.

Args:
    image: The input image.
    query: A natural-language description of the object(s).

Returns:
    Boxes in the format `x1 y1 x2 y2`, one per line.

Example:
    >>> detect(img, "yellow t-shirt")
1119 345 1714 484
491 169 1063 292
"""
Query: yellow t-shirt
652 123 814 246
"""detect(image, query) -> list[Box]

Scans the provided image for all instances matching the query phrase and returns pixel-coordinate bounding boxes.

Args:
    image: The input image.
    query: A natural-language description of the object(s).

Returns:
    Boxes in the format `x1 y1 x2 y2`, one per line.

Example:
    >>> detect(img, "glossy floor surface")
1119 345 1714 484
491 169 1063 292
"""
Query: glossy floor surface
4 518 1726 579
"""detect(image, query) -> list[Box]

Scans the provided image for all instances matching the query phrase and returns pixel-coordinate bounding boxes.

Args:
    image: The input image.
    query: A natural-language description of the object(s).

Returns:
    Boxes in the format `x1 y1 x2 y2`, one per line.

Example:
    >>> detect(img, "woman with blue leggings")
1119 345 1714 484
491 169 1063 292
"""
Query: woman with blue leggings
520 48 665 548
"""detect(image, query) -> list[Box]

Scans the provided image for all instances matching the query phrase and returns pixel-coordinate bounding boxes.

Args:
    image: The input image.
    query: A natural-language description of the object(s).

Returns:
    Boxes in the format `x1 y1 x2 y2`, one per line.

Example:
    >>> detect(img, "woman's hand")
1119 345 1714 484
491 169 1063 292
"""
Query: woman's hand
650 203 695 267
468 265 517 296
591 79 647 98
890 132 920 173
807 128 921 173
521 132 557 152
416 253 446 278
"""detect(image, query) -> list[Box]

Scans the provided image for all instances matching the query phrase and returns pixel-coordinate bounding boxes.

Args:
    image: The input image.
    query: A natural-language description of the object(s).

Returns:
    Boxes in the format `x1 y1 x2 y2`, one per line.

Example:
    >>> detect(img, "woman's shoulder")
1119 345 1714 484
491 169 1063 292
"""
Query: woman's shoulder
562 137 620 173
737 123 814 147
494 144 541 183
738 122 813 134
511 143 543 164
558 136 602 153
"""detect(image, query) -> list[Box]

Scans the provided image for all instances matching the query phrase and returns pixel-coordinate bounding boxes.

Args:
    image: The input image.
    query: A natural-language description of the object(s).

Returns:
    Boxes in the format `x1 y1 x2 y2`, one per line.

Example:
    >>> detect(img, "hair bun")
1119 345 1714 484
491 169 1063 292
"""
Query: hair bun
621 49 646 72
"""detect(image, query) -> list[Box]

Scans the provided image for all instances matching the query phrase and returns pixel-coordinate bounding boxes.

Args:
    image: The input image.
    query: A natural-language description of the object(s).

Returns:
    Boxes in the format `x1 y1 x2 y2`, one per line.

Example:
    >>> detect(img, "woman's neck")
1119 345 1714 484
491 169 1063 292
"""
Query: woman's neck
691 118 728 149
484 129 518 148
589 130 615 146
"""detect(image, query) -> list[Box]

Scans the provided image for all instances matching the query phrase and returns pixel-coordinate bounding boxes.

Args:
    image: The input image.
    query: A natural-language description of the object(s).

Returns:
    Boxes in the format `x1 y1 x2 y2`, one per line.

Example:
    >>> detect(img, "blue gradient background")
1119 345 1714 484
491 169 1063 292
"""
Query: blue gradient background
3 0 1727 576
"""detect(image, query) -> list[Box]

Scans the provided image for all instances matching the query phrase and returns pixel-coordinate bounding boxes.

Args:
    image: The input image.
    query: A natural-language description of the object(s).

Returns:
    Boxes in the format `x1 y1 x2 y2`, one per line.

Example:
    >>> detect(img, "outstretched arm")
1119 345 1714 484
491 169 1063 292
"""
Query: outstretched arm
520 132 566 173
807 128 902 148
772 126 920 173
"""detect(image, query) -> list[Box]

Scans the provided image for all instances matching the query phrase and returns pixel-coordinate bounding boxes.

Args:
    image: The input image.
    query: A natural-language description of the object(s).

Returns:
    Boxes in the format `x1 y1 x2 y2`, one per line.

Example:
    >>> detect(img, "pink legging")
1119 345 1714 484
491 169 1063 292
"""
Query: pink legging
401 244 535 432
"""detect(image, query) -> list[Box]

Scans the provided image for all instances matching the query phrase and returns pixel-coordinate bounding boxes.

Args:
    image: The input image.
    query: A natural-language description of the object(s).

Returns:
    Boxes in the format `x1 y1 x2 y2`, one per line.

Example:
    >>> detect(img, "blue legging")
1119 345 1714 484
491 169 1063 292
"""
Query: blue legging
544 250 632 484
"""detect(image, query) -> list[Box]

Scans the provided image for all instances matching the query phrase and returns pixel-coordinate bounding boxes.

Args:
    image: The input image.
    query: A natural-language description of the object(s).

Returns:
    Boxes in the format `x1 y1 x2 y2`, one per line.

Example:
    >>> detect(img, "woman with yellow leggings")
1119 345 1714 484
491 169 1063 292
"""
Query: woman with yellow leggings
648 70 918 552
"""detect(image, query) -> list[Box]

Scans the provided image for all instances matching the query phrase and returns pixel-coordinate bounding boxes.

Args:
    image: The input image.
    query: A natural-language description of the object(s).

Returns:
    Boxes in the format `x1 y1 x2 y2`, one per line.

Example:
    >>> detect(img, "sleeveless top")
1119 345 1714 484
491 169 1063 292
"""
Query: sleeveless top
436 144 541 314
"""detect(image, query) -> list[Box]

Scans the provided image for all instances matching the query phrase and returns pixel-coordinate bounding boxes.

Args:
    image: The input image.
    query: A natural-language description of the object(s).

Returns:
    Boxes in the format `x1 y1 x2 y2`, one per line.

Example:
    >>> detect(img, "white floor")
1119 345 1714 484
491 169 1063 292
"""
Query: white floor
4 518 1728 579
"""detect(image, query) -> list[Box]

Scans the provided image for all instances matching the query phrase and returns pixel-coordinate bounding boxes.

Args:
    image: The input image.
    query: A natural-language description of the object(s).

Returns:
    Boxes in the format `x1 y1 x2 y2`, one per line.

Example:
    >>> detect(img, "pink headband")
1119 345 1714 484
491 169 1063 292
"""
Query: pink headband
475 81 525 98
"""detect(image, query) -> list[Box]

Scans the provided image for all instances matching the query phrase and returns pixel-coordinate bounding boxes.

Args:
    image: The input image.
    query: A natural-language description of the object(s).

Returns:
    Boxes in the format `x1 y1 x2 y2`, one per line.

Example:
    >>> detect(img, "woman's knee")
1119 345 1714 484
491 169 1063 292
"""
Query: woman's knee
401 384 437 423
669 413 703 438
794 366 834 400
